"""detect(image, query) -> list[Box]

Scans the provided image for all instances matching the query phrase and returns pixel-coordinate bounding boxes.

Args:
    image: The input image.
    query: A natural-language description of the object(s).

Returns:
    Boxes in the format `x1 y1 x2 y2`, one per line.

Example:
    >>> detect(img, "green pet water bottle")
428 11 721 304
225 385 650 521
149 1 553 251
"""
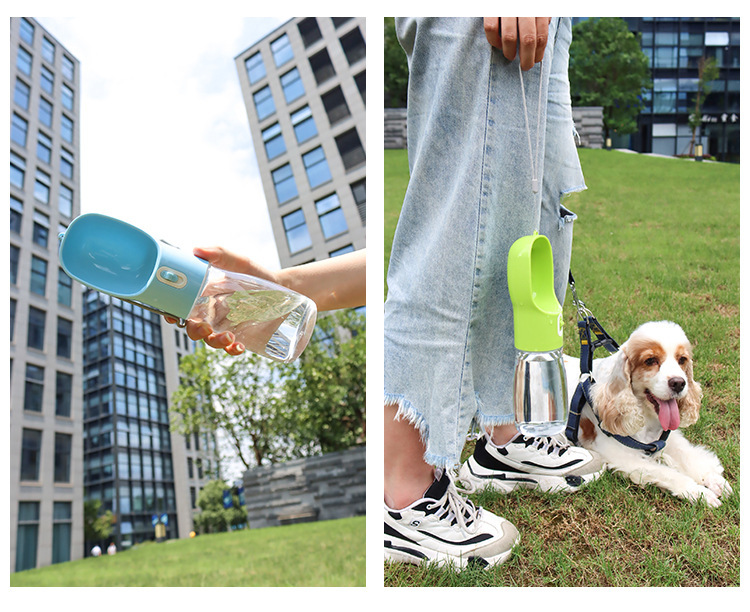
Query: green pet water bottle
507 232 568 436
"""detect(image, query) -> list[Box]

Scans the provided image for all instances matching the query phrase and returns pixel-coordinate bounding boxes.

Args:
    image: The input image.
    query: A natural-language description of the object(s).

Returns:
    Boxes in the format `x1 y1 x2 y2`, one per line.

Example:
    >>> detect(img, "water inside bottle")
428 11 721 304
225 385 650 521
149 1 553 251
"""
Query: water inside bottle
513 349 568 436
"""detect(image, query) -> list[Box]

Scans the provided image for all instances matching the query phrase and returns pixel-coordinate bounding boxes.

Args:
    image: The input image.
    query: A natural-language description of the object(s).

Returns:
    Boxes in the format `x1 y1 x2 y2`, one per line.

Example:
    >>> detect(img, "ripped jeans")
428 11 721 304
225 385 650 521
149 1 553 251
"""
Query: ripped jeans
384 18 586 468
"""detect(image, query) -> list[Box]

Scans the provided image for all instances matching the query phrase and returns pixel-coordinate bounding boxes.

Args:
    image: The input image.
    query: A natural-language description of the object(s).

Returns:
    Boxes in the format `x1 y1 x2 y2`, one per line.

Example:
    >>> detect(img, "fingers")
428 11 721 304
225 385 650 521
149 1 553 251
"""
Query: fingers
164 315 245 355
193 246 250 273
485 17 551 71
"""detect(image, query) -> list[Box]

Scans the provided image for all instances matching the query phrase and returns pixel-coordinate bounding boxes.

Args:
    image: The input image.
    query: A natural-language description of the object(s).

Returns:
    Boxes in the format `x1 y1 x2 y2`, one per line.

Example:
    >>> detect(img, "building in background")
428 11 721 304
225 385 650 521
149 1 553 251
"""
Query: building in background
574 17 740 162
10 17 84 571
235 17 366 268
81 290 219 551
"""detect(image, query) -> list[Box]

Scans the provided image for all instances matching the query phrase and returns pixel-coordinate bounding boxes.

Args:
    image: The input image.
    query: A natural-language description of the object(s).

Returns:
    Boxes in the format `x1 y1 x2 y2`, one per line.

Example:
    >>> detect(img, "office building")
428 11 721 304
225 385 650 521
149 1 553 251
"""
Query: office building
574 17 740 162
10 17 84 571
81 291 219 550
235 17 366 268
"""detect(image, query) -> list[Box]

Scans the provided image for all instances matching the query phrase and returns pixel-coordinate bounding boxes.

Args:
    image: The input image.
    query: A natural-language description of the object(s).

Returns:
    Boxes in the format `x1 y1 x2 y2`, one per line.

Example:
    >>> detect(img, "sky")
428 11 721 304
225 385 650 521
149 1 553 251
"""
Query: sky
38 15 288 270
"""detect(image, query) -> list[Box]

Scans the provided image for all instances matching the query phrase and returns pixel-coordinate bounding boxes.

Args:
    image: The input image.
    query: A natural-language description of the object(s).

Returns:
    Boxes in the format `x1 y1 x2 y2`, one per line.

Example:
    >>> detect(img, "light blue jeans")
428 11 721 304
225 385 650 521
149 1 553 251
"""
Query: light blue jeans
384 18 586 468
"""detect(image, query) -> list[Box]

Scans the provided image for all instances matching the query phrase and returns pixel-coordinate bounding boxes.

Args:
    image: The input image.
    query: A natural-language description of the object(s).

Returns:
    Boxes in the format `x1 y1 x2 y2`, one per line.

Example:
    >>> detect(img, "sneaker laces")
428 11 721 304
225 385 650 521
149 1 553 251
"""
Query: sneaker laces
522 434 569 456
427 476 481 534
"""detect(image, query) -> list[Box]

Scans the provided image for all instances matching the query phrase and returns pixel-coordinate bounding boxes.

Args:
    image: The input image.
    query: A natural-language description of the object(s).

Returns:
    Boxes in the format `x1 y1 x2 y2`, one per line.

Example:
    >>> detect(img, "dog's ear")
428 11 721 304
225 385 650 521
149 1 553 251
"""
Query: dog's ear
592 346 644 435
678 358 702 427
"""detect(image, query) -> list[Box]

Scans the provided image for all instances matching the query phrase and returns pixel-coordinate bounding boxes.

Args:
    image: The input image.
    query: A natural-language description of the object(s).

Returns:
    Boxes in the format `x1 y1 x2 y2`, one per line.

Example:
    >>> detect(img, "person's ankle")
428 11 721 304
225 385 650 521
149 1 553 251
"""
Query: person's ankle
489 423 520 447
384 473 435 510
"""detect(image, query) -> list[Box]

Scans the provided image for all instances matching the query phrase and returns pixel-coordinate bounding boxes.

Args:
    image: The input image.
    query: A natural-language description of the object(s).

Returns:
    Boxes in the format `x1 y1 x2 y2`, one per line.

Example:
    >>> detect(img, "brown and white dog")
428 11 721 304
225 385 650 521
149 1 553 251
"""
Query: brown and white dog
564 321 732 507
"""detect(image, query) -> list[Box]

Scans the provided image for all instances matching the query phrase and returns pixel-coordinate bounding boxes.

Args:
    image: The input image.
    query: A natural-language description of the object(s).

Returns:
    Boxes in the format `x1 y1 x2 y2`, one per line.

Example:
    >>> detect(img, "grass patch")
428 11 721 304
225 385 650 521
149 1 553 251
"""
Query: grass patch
384 149 740 587
11 516 365 587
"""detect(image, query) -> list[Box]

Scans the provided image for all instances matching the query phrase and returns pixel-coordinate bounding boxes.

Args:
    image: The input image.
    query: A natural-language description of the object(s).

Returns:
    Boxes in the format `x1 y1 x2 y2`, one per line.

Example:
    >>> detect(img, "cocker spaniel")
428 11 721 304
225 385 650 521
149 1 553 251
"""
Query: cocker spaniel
564 321 732 507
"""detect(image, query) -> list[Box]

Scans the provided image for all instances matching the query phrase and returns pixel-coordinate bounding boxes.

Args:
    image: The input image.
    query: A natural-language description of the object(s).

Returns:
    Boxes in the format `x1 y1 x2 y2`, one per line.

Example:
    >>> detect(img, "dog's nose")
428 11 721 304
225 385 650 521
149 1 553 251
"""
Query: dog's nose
669 377 686 394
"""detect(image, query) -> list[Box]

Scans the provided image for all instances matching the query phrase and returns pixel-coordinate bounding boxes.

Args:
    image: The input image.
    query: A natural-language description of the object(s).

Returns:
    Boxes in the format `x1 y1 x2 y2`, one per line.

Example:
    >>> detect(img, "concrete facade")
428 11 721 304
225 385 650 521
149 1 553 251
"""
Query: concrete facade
235 17 366 268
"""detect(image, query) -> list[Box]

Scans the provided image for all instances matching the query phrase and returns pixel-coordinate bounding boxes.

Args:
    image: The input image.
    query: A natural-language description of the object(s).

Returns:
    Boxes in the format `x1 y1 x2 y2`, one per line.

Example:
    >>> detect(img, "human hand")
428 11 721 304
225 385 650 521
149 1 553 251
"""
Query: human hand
483 18 551 70
165 246 281 356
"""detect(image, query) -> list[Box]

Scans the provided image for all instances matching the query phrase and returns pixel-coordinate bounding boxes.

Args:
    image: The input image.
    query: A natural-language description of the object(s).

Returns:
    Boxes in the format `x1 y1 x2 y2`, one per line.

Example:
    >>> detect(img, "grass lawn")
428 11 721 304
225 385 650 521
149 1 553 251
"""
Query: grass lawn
383 148 740 587
10 516 365 587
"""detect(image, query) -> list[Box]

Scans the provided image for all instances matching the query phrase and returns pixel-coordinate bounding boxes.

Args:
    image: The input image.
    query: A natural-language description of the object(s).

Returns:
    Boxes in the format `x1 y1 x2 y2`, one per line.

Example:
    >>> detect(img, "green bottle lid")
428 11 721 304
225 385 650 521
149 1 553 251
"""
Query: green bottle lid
507 232 563 352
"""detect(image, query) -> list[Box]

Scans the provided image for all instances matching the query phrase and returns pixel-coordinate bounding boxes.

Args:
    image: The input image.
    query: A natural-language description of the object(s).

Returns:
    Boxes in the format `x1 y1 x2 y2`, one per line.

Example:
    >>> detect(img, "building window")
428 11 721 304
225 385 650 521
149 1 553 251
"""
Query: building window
56 371 73 417
39 97 53 128
330 244 355 257
302 146 332 189
298 18 322 48
11 152 26 189
262 123 286 160
245 51 265 85
37 131 52 164
41 65 55 95
57 317 73 358
354 70 366 103
271 33 294 68
309 48 336 85
16 501 40 572
58 268 73 306
332 18 353 28
30 256 48 296
11 298 17 341
282 209 312 254
62 55 75 81
17 46 33 76
351 178 366 224
271 163 298 204
27 306 46 350
54 433 73 482
34 169 51 204
315 193 348 239
335 128 366 170
60 148 74 180
11 196 23 234
52 502 72 564
339 27 366 66
11 113 28 147
321 86 351 126
61 115 74 143
21 429 43 481
291 105 317 144
25 364 45 411
14 78 31 110
280 67 304 104
33 210 50 247
253 85 275 121
42 37 56 64
19 18 35 45
62 84 74 111
11 245 20 285
59 184 74 217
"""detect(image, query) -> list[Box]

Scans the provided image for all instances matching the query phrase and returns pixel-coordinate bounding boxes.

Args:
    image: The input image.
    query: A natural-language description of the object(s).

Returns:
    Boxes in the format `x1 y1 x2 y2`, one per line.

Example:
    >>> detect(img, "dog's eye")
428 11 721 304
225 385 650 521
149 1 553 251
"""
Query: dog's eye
644 357 659 367
678 356 688 366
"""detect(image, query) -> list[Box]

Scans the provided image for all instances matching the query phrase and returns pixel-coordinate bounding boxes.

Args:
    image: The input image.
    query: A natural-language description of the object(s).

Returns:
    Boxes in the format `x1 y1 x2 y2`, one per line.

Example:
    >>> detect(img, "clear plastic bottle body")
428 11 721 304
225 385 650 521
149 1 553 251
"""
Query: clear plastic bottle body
513 348 568 436
186 266 317 362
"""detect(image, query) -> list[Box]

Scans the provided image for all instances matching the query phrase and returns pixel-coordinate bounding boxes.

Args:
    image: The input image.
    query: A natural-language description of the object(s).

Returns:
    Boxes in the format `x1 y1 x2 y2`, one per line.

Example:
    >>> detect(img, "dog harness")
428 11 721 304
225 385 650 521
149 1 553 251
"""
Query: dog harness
565 272 671 456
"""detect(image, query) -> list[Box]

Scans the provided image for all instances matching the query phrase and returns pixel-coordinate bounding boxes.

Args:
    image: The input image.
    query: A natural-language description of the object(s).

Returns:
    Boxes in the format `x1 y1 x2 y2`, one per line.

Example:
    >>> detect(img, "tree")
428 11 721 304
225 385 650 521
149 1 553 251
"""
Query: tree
688 56 720 156
569 18 652 141
384 17 409 107
84 499 114 545
193 480 247 534
279 309 366 454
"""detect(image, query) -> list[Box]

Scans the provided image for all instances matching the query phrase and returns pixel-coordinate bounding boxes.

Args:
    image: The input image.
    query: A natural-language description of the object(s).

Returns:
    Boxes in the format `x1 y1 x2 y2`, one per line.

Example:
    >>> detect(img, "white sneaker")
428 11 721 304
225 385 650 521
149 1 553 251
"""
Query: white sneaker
384 471 519 569
459 433 604 494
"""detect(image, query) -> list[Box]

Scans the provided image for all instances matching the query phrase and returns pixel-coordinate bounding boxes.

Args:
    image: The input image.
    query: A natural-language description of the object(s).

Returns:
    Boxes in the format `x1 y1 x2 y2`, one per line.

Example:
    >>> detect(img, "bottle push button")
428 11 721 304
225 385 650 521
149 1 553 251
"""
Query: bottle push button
156 266 187 289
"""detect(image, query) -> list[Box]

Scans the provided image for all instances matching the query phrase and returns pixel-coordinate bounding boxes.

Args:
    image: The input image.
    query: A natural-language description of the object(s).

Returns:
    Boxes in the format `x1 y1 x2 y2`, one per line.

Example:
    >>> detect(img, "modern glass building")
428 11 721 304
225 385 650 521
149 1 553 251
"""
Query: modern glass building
574 17 740 162
81 290 220 550
10 17 84 572
235 17 366 268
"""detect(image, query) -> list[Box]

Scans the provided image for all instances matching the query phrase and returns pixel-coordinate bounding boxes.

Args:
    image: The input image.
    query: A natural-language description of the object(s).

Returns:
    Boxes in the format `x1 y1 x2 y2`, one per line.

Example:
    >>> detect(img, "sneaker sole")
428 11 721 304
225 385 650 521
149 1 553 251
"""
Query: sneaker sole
384 532 520 570
458 456 603 494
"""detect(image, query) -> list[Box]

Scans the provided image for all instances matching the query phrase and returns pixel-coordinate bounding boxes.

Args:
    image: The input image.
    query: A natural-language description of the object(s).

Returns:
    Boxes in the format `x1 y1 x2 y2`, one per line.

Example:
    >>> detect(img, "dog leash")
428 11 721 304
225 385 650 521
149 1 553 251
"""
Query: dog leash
565 271 670 455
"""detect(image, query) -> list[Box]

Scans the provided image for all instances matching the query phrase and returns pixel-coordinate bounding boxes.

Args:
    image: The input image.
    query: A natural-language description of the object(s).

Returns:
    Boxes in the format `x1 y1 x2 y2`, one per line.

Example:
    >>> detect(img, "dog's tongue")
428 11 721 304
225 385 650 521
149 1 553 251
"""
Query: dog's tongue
657 397 680 430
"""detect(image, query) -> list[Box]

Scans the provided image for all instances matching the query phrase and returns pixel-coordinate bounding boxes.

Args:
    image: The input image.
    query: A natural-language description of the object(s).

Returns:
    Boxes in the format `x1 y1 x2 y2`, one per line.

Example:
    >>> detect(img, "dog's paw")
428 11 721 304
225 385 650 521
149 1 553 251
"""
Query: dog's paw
702 472 732 499
682 482 722 508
